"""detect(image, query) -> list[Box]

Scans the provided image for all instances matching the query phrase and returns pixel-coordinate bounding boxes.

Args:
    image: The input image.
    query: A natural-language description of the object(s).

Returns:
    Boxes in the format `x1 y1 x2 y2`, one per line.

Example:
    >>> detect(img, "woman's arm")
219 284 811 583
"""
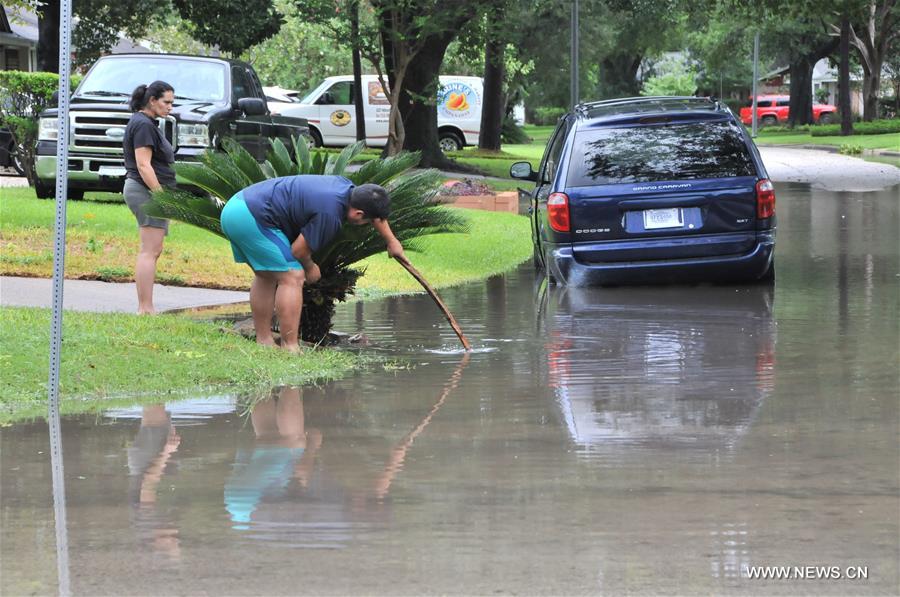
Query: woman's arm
135 146 162 191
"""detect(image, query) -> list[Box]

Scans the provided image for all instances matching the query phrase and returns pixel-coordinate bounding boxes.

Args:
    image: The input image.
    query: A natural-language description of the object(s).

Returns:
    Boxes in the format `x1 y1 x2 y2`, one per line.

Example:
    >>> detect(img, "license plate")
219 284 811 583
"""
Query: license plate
98 166 126 177
643 208 683 230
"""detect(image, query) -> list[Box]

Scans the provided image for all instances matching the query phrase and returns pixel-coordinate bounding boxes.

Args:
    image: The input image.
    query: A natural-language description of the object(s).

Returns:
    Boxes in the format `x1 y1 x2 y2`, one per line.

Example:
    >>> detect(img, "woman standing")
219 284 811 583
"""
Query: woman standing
122 80 175 314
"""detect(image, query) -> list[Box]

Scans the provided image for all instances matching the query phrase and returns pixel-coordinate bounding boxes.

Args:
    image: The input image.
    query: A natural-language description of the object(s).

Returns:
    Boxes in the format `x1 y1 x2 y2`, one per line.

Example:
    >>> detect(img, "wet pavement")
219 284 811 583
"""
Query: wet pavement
2 182 898 595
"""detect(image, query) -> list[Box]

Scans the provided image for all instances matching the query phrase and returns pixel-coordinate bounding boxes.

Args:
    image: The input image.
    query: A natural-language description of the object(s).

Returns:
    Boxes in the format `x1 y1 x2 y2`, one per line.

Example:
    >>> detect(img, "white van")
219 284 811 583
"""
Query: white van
278 75 483 151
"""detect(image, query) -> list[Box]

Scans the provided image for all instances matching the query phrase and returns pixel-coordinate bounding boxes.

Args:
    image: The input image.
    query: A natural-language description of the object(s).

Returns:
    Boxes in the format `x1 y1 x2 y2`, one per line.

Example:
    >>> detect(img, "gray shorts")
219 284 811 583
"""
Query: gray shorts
123 178 169 234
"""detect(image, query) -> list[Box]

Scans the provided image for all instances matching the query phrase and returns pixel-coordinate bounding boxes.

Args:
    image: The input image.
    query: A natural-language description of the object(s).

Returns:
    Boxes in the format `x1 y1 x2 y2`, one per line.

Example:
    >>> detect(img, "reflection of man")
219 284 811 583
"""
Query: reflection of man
127 404 181 558
224 387 322 530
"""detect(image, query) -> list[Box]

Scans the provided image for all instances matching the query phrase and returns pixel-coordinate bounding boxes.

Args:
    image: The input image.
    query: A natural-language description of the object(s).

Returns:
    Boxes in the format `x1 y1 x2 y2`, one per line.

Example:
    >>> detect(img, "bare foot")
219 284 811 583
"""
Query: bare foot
138 308 157 315
256 337 277 347
281 343 302 354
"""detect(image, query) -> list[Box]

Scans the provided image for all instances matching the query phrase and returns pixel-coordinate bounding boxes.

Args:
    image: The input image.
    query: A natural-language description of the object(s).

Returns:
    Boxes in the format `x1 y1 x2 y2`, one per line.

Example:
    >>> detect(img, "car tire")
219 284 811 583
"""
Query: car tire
11 145 25 177
761 115 778 127
34 178 55 199
67 189 84 201
750 261 775 284
308 128 323 148
818 112 834 124
439 131 463 153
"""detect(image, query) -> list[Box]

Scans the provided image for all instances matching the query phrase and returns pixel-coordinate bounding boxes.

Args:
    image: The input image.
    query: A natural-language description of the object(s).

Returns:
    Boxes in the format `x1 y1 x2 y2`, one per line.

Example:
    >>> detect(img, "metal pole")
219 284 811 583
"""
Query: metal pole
571 0 579 110
49 0 73 594
751 31 760 137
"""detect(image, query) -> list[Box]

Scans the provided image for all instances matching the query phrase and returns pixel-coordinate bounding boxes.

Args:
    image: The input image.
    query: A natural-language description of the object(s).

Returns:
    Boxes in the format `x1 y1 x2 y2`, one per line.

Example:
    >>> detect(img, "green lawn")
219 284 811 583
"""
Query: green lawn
0 307 364 424
1 187 532 293
754 131 900 151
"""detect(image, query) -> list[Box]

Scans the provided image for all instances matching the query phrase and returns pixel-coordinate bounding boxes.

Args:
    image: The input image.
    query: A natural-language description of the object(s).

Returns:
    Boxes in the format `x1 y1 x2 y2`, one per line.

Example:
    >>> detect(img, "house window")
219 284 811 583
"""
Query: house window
5 49 21 71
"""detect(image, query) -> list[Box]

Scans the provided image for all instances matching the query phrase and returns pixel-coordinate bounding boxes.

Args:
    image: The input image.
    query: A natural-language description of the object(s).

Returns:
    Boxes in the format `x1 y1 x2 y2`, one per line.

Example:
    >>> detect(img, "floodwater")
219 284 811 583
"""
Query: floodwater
2 183 898 596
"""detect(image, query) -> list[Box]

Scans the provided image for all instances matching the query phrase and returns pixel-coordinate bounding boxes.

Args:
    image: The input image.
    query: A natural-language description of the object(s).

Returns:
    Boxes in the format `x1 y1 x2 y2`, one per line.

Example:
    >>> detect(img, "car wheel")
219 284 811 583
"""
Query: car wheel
67 189 84 201
818 112 834 124
748 261 775 285
11 145 25 177
308 128 323 148
439 131 463 153
34 178 55 199
761 115 778 127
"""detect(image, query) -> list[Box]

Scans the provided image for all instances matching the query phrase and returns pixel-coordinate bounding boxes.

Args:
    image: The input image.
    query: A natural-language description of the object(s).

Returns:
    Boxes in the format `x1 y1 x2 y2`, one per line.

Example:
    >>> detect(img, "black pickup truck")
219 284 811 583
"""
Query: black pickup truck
35 53 308 199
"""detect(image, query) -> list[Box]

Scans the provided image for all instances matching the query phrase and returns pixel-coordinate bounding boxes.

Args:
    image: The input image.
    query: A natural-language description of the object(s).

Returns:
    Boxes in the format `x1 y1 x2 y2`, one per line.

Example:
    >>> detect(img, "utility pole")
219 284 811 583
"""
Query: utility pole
751 31 760 137
571 0 579 110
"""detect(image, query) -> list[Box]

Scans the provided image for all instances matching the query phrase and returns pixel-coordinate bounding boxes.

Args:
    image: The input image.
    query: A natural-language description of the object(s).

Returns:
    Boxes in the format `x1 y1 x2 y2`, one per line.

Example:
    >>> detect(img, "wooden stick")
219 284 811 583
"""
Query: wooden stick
393 255 472 351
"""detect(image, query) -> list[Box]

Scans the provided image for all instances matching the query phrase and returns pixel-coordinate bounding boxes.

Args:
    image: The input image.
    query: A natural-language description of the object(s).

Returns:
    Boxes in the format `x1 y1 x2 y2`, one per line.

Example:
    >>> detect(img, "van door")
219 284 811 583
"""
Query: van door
364 78 390 147
314 80 355 146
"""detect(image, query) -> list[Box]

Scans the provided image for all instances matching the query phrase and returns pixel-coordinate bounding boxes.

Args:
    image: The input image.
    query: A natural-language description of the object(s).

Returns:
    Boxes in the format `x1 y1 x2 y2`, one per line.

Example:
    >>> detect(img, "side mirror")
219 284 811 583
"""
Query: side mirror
237 97 267 116
510 161 537 181
51 90 59 106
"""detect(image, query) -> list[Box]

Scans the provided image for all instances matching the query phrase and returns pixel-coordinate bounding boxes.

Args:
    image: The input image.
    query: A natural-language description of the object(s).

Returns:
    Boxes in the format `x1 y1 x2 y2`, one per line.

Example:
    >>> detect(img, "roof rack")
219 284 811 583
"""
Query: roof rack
574 96 722 119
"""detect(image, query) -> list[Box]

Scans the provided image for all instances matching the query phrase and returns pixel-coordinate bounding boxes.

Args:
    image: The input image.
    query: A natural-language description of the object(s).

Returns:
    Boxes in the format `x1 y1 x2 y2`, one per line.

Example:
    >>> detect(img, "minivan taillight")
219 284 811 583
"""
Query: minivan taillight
547 192 570 232
756 179 776 219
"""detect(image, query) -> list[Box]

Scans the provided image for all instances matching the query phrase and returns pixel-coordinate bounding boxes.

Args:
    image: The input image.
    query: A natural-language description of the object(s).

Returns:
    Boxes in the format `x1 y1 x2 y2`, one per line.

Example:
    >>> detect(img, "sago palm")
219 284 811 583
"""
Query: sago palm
146 137 467 342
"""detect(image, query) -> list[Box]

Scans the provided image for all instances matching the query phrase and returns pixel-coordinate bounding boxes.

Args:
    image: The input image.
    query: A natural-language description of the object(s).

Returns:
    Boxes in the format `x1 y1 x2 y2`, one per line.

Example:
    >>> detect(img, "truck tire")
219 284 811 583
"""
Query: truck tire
761 115 778 127
34 178 54 199
10 144 25 176
818 112 834 124
439 131 463 153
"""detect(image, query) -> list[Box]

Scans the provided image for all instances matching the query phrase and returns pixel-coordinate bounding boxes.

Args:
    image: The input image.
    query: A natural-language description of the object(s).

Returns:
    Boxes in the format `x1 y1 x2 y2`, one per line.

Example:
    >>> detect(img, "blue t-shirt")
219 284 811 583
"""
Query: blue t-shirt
242 175 352 252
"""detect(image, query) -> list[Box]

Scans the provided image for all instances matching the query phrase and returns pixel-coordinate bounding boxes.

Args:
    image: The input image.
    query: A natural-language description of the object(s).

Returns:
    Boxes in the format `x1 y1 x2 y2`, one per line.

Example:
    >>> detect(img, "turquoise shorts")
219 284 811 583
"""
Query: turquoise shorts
220 193 301 271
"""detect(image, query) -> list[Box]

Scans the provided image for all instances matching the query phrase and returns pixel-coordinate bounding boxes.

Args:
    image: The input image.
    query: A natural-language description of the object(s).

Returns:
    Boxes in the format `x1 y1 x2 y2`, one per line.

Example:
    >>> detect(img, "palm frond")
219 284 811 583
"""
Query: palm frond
145 188 225 237
223 137 266 184
325 141 366 175
292 135 311 174
267 138 295 177
348 151 420 186
175 162 240 200
310 150 325 174
198 151 251 199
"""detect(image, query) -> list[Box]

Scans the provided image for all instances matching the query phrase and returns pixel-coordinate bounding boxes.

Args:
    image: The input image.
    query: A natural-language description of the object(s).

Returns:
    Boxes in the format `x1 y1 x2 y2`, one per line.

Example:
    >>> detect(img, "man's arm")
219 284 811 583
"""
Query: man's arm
372 218 405 259
290 234 321 283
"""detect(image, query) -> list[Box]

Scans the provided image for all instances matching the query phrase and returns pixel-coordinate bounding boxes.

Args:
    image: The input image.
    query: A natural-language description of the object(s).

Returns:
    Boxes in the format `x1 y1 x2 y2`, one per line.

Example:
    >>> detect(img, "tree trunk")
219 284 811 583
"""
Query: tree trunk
37 0 60 73
839 12 853 135
399 30 459 168
350 1 367 142
788 59 815 126
861 64 882 120
478 16 505 151
788 37 838 127
597 53 642 99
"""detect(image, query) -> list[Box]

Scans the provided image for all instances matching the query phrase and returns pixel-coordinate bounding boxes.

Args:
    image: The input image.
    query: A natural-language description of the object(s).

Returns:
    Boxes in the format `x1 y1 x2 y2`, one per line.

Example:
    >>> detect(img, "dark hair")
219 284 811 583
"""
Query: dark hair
129 80 174 112
350 184 391 219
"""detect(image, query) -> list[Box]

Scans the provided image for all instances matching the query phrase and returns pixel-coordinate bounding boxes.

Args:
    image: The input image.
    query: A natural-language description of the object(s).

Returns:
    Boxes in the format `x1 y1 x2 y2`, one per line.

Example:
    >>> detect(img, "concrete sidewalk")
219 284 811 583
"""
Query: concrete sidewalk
0 276 248 313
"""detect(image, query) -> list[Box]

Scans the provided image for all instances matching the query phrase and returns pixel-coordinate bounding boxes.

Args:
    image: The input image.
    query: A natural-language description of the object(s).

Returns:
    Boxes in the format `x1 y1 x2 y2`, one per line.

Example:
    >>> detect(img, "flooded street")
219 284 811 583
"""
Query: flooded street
2 183 898 595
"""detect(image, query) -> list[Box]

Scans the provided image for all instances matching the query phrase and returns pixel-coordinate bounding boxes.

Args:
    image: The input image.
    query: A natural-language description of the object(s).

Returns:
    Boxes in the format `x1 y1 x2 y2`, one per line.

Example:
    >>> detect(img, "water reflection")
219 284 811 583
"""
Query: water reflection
541 285 775 451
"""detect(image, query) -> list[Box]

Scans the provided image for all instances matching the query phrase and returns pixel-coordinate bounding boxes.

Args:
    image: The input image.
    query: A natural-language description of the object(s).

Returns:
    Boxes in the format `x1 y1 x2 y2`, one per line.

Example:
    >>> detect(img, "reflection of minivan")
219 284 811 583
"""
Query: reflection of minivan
279 75 483 151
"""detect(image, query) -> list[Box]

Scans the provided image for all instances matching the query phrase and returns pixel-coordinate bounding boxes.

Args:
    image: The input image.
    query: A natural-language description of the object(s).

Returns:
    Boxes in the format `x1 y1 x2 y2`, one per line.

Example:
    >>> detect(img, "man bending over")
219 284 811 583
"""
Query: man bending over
221 175 404 352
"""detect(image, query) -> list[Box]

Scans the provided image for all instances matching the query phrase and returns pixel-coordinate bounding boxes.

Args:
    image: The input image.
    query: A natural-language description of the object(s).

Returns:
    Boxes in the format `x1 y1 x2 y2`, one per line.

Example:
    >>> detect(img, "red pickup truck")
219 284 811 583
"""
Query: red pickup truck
739 95 837 126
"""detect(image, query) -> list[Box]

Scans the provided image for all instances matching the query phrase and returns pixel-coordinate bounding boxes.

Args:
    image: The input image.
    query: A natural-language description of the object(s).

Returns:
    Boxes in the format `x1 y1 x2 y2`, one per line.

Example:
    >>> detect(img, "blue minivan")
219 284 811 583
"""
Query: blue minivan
511 97 775 286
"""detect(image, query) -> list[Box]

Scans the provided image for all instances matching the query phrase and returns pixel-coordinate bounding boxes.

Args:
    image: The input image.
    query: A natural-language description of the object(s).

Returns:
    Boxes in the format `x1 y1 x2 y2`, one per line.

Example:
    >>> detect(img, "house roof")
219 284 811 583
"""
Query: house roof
1 5 39 46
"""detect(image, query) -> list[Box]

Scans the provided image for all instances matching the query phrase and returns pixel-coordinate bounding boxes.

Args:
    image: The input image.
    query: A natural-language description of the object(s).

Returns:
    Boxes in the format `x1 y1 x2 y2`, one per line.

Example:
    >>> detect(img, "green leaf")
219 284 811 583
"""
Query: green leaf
292 134 311 174
175 162 239 201
267 137 295 177
222 137 266 183
325 140 366 175
145 189 224 237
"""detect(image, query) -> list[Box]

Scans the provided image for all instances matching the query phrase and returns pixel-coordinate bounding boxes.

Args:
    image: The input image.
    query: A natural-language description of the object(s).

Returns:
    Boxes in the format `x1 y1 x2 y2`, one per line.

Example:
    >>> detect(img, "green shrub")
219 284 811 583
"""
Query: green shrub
811 118 900 137
533 106 566 126
839 143 863 155
0 71 82 183
96 266 132 281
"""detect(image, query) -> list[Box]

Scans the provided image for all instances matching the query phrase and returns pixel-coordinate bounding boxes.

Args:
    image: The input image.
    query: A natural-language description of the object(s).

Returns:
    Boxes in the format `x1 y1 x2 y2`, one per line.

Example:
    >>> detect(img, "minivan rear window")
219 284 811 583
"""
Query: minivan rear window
567 121 756 186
